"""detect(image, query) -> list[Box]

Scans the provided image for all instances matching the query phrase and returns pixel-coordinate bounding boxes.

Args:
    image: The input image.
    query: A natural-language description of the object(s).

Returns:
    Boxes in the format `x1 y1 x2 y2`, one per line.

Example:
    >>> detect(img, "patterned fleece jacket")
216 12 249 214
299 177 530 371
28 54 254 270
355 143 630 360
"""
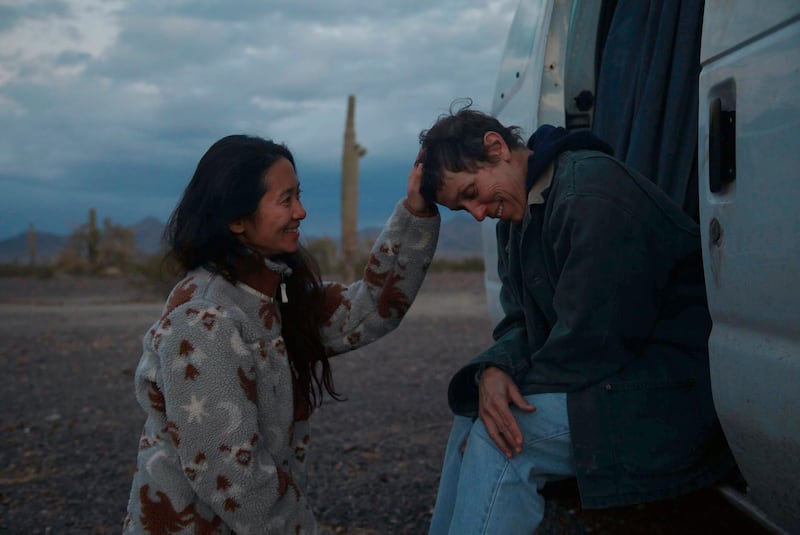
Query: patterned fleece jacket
123 200 439 534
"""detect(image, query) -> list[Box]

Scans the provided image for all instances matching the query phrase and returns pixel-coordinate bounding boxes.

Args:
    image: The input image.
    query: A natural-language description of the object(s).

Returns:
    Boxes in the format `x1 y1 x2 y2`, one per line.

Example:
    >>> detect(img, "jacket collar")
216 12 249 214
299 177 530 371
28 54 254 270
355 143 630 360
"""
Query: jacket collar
525 124 613 193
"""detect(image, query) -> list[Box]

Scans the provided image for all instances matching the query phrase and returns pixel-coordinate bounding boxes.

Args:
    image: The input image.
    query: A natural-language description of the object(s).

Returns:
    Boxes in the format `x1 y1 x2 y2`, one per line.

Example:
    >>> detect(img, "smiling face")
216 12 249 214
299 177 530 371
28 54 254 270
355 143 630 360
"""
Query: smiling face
434 133 529 224
229 157 306 257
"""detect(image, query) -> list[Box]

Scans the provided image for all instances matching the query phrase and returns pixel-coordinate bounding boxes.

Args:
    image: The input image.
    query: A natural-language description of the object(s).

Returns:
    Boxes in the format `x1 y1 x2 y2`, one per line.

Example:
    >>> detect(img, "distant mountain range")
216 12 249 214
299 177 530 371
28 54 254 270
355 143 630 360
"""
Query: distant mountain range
0 213 483 264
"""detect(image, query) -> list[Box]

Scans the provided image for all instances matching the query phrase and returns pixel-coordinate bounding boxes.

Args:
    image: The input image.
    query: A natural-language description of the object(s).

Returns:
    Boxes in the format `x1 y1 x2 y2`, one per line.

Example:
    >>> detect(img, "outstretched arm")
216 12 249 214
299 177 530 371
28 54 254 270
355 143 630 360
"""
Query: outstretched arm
321 156 440 355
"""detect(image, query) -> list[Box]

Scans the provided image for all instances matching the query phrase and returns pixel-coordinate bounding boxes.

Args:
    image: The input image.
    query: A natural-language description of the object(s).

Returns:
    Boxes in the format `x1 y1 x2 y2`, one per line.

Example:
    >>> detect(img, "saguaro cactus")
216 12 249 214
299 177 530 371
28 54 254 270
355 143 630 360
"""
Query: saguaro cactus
87 207 100 269
340 95 366 282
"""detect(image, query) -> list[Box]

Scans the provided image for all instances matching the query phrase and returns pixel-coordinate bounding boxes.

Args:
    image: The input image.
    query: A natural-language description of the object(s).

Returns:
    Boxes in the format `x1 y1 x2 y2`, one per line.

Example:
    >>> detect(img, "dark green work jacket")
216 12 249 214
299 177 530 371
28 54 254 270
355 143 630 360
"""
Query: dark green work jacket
448 150 736 508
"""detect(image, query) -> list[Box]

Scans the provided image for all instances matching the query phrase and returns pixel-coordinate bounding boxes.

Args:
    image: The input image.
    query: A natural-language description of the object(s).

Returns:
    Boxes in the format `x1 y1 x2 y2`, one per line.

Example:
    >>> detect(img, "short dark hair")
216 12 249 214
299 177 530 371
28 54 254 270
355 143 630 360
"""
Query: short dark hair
418 99 525 205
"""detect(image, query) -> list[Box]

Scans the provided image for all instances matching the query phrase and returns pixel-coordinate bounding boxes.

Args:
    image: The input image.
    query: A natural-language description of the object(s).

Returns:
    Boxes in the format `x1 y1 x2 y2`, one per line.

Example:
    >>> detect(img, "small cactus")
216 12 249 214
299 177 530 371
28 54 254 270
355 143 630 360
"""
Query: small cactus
87 207 100 269
27 223 36 266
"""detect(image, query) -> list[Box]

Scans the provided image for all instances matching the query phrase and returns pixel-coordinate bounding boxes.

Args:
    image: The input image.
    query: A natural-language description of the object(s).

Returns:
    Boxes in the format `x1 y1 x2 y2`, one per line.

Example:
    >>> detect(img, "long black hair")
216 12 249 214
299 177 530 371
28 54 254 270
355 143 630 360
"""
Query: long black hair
165 134 340 411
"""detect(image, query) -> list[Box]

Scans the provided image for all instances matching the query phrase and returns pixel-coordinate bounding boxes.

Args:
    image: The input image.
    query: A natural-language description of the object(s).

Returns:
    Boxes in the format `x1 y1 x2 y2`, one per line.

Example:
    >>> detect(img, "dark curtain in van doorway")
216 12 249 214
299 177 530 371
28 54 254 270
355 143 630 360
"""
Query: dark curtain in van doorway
592 0 704 221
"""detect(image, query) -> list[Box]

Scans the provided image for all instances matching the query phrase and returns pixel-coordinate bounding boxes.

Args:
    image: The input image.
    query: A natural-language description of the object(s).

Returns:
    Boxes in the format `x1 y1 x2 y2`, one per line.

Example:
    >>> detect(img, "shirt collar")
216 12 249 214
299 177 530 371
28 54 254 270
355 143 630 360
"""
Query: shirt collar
527 162 555 205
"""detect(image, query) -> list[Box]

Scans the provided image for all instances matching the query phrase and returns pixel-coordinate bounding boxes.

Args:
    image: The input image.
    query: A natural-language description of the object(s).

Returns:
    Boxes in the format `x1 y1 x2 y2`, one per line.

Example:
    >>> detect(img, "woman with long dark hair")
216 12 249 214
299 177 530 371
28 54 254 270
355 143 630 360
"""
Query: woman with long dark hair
123 135 439 533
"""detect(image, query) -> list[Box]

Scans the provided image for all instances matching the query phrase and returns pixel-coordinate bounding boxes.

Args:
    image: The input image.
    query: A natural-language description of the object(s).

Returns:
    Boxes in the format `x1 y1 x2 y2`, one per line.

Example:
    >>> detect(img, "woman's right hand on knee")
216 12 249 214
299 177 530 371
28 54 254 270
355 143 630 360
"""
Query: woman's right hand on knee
478 367 536 458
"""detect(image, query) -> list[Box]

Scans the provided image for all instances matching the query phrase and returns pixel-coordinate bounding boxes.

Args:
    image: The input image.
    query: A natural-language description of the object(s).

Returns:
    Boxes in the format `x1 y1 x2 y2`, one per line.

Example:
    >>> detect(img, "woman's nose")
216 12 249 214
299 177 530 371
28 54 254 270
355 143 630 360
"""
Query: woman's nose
466 202 487 222
294 199 307 220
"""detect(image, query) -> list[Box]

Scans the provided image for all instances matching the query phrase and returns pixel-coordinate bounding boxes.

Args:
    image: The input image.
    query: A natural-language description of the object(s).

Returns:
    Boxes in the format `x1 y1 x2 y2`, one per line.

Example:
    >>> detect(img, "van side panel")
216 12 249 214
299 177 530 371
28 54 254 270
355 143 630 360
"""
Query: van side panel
698 12 800 534
485 0 566 324
700 1 800 63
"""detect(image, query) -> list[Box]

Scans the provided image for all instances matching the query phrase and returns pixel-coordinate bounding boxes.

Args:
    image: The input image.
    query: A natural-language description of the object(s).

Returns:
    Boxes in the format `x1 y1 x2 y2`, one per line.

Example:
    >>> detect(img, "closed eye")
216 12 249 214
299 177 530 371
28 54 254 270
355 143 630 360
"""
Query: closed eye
461 184 478 201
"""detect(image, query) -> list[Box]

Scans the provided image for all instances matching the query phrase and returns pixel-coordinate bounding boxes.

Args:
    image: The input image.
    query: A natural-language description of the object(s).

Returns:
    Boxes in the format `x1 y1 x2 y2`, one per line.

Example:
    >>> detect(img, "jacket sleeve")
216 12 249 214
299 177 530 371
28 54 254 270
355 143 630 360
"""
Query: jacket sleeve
156 301 313 532
447 223 533 417
320 200 440 355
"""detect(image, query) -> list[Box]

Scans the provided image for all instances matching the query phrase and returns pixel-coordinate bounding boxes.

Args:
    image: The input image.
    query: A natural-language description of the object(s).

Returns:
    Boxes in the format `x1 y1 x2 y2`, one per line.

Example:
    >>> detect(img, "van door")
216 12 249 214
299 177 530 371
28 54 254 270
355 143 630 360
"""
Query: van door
485 0 576 323
698 3 800 533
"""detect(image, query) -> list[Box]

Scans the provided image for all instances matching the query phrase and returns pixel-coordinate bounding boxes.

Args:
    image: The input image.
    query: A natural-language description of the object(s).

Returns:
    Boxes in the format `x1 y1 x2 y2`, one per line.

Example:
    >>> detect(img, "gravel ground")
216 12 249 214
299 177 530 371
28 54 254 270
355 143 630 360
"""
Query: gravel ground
0 272 769 534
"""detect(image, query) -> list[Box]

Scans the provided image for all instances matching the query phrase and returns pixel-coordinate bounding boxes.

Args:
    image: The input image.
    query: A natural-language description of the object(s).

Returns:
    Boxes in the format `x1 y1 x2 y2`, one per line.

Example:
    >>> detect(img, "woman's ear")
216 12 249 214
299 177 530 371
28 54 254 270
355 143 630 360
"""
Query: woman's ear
228 219 245 236
483 131 510 161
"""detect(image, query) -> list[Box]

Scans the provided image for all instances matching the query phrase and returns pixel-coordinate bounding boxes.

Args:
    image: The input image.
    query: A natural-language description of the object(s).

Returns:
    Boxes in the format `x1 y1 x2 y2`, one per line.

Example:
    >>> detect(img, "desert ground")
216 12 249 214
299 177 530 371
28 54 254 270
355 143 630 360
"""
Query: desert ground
0 272 767 534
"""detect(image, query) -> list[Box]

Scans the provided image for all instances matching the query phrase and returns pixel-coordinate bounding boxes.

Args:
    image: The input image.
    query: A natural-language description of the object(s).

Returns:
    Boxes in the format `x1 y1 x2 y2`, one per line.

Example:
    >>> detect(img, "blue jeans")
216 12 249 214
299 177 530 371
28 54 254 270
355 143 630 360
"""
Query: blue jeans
429 393 575 535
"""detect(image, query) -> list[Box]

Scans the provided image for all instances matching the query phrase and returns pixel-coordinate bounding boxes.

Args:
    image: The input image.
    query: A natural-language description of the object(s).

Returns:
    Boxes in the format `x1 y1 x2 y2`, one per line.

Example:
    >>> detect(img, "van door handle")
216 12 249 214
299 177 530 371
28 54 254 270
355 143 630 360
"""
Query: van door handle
709 97 736 193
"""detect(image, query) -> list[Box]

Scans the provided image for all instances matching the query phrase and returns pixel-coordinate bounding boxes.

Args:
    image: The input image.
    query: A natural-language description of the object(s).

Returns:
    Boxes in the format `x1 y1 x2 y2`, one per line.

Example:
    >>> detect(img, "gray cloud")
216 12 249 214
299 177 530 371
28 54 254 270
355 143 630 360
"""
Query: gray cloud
0 0 70 31
0 0 516 239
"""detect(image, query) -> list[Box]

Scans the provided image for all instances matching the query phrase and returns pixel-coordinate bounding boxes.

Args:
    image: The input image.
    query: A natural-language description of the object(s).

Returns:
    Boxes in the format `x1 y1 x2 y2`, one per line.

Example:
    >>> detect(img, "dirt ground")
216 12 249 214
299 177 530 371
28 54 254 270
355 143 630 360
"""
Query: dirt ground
0 272 768 534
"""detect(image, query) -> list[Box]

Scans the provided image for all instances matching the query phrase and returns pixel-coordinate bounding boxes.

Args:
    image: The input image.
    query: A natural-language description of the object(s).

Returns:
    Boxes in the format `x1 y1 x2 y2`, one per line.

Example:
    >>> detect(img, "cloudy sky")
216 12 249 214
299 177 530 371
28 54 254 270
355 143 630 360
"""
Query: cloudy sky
0 0 518 240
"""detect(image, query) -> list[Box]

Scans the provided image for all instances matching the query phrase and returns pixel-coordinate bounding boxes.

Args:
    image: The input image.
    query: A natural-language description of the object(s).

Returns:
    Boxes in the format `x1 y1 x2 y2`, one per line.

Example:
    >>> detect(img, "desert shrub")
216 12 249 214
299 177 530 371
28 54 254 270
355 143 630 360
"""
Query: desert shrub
52 209 136 275
53 248 93 275
129 251 181 296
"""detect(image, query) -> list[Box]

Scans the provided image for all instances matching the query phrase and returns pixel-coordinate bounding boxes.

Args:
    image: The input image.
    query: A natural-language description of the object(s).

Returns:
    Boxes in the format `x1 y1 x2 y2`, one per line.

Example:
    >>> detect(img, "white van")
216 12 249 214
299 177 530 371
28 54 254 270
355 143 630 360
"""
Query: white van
482 1 800 533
